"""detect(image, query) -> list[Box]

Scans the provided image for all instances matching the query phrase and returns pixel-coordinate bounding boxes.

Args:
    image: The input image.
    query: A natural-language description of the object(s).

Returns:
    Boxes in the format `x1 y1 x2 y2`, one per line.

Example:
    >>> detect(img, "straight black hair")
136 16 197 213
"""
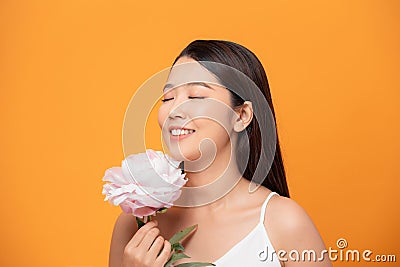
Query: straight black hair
174 40 289 198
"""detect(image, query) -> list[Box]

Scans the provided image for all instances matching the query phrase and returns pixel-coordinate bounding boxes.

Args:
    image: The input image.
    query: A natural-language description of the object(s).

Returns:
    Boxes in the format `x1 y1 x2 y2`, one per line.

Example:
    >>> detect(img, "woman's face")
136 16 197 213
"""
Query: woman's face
157 56 237 164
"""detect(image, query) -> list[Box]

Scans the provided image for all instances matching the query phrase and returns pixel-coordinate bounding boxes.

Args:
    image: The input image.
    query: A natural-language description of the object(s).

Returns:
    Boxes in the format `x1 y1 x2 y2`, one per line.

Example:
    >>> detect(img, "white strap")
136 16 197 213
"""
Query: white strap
259 191 279 223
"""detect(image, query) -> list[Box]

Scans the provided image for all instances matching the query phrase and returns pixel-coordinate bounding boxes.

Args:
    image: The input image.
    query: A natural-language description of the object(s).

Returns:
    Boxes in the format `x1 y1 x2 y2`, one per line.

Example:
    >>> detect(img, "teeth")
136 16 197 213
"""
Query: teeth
171 129 194 136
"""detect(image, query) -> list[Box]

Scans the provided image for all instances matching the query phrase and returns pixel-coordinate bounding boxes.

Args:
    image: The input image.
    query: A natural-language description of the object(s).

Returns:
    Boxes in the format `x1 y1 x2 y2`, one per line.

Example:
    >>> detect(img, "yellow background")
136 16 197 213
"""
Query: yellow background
1 0 399 266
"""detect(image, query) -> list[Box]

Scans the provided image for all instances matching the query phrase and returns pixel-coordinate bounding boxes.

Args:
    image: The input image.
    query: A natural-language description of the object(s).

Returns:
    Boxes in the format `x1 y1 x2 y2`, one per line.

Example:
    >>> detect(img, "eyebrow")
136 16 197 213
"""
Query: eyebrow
163 82 215 92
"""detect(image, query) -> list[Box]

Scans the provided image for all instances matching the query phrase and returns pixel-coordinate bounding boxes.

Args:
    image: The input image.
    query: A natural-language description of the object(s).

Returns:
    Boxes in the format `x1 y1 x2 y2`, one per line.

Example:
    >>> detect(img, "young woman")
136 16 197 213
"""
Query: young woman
109 40 332 267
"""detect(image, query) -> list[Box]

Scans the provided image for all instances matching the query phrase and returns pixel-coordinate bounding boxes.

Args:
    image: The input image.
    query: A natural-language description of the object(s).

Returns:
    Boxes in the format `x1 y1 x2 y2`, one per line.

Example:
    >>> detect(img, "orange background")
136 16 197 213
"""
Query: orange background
1 1 399 266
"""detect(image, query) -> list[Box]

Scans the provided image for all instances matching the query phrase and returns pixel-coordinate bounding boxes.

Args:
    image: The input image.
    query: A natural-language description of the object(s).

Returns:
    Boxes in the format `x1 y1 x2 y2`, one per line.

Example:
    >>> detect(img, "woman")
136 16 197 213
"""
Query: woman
109 40 332 267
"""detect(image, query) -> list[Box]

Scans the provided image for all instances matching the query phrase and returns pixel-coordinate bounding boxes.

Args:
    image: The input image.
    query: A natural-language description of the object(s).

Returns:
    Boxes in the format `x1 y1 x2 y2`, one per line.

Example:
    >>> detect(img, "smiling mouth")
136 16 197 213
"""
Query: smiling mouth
170 129 195 136
169 128 196 141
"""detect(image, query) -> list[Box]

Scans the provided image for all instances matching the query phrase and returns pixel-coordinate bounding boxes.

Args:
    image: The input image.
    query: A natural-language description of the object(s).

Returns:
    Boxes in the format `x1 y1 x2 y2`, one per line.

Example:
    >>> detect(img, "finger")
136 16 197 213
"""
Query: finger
138 227 161 251
147 235 165 260
155 240 172 266
128 219 158 248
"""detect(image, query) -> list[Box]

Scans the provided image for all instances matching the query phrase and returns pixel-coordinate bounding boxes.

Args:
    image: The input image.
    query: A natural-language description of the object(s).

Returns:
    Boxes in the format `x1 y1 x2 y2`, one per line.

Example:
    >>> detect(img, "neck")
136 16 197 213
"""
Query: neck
173 142 248 209
184 144 233 187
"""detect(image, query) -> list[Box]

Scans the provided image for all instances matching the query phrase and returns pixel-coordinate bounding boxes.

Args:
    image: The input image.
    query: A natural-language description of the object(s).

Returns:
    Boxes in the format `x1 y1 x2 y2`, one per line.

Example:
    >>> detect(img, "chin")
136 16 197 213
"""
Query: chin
167 145 201 162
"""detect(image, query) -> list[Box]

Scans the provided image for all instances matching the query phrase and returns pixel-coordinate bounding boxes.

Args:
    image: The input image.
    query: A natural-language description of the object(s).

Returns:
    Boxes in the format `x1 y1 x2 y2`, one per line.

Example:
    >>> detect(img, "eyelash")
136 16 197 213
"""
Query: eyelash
161 96 205 102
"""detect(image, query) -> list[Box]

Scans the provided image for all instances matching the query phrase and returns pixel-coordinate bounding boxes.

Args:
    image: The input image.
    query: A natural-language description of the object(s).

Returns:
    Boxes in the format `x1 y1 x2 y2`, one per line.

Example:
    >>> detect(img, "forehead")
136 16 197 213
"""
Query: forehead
174 56 196 65
165 59 222 91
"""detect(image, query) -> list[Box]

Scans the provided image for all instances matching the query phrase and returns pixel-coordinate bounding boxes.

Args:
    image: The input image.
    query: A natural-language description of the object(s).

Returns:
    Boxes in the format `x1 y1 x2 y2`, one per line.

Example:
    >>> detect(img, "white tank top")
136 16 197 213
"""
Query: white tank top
212 191 281 266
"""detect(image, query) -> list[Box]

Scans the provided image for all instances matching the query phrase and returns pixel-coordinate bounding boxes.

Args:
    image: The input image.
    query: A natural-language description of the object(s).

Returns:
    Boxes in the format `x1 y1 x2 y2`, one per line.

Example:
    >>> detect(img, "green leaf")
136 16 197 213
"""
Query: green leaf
165 252 190 266
157 207 168 214
172 242 185 252
174 262 216 267
169 224 198 244
135 217 145 229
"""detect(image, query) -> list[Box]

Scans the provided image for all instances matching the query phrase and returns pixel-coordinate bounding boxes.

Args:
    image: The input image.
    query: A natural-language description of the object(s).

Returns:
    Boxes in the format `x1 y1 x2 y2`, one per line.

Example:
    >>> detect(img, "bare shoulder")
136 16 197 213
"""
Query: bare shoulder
267 195 316 233
108 212 138 267
264 195 332 266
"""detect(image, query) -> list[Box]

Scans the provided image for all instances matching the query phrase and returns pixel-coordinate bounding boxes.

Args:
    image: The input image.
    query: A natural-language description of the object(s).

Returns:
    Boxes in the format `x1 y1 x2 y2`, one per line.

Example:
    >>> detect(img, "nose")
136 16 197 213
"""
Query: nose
168 98 187 119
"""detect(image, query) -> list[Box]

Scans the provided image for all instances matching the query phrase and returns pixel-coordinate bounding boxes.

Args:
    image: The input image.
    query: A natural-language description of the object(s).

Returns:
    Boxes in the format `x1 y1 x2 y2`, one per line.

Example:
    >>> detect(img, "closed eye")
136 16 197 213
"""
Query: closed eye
161 97 173 102
161 96 205 102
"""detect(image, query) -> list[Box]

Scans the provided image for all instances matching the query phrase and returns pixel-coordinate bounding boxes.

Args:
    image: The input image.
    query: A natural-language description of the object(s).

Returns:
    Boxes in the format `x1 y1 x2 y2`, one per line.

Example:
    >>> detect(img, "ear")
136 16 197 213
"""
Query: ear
233 101 253 132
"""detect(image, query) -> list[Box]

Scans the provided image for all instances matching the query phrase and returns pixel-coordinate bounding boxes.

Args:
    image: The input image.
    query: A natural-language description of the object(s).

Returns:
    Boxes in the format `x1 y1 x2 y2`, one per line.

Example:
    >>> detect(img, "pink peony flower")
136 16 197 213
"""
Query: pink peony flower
102 149 188 219
102 149 215 267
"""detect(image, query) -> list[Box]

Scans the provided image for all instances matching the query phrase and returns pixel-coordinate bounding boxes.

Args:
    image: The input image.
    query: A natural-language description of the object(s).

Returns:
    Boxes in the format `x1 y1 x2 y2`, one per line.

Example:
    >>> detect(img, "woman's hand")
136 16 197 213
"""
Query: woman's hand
121 220 173 267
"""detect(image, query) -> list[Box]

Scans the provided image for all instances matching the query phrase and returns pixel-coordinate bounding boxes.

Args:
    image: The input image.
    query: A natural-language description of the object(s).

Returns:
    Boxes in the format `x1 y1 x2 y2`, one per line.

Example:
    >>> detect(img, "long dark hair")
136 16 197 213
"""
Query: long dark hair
173 40 290 198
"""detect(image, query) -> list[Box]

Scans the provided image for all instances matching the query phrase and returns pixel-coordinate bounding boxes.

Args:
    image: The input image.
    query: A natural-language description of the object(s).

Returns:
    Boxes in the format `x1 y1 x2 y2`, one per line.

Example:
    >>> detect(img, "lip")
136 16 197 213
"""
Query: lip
168 126 196 141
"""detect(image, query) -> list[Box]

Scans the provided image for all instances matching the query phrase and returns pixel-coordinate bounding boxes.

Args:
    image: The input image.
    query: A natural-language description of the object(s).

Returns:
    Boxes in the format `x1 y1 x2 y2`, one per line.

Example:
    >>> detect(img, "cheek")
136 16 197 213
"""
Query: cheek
157 107 167 129
196 119 231 147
